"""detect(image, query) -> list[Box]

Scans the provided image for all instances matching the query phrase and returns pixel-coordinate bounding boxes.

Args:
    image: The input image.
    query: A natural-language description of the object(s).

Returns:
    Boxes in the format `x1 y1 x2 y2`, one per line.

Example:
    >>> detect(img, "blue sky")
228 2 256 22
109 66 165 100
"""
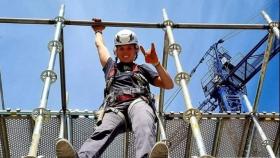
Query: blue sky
0 0 279 112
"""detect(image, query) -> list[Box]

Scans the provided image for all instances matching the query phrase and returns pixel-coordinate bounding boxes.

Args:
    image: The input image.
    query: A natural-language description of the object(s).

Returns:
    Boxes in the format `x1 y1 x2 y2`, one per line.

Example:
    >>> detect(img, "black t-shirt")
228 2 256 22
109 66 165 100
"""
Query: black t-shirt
102 57 159 109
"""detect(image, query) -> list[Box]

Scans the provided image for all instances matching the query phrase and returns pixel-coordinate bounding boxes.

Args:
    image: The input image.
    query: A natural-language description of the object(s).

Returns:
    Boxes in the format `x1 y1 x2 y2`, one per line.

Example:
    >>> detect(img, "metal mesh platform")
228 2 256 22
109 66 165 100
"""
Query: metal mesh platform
0 111 279 158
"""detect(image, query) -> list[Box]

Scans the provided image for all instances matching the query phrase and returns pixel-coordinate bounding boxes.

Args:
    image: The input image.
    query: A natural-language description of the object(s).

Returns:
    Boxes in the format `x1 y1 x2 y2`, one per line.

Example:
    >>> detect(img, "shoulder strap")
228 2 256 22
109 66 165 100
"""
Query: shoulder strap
108 63 139 78
107 63 117 79
132 63 139 73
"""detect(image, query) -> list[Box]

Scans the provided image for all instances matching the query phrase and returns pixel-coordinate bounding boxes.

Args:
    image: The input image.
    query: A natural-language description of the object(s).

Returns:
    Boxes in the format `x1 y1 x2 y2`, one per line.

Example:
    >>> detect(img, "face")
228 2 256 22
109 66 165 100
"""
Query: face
115 44 137 63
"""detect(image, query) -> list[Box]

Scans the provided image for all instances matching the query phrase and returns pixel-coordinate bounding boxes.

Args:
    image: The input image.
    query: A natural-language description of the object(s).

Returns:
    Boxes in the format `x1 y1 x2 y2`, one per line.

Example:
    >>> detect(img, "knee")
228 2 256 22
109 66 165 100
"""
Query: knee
91 128 113 140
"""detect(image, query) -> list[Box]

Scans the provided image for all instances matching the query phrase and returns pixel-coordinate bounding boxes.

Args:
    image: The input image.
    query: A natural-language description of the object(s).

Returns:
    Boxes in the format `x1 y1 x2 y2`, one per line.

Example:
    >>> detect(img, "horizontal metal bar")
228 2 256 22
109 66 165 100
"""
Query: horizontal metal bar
164 112 280 119
0 110 97 116
174 23 270 30
0 110 279 119
0 17 272 30
65 20 162 28
0 17 55 24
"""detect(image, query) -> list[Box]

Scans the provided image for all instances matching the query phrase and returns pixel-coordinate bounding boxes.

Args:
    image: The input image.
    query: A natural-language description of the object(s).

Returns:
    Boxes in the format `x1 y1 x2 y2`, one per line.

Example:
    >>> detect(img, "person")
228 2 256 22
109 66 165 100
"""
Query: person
56 18 174 158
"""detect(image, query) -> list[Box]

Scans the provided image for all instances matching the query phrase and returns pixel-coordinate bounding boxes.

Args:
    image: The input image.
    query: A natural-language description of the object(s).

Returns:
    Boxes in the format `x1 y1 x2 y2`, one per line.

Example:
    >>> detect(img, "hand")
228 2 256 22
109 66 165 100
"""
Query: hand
92 18 105 33
140 43 159 65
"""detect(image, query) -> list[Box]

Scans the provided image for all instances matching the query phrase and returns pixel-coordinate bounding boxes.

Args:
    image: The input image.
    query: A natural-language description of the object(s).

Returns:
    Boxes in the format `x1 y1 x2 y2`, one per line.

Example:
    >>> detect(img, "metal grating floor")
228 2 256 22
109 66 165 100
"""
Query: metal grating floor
0 111 279 158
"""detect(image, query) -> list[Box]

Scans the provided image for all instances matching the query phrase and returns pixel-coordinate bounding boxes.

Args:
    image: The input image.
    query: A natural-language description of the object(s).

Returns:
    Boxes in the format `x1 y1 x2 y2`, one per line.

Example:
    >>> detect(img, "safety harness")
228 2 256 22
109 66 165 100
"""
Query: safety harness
104 63 152 103
97 62 155 129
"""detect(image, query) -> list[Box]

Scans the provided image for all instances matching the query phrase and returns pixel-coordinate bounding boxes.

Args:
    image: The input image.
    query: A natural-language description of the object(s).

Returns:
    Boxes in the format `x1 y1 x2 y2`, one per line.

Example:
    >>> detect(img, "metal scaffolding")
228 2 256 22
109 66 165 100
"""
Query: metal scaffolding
162 9 210 157
0 71 4 110
24 5 65 158
0 4 279 158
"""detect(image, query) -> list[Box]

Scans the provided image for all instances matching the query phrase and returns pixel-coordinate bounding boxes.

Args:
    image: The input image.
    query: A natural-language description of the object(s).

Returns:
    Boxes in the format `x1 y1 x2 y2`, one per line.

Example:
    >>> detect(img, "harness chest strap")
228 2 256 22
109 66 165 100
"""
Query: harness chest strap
105 63 150 96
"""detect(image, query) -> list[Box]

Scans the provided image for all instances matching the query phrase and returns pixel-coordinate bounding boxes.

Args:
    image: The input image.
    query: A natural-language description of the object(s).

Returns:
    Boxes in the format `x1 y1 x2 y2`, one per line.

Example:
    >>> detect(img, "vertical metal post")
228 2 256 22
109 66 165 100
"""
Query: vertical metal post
155 109 167 141
0 117 10 158
184 124 192 158
65 92 73 143
242 30 276 158
157 32 169 142
0 72 5 110
59 29 68 113
252 33 274 112
238 116 253 157
211 118 224 157
273 125 280 154
162 9 211 157
251 10 280 112
124 132 129 158
243 95 276 158
59 113 67 139
25 4 65 158
245 125 256 158
58 28 69 140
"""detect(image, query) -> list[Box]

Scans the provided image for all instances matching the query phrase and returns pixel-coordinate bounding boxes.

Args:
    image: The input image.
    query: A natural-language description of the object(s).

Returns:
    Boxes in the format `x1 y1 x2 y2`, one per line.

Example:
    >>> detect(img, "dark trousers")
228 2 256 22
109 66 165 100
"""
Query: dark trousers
78 98 156 158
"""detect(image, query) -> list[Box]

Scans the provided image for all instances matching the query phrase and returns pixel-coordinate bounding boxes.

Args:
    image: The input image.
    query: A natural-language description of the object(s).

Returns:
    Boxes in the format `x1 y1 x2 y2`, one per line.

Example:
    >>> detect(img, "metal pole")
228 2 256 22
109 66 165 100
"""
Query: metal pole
65 92 72 143
162 9 210 157
58 113 66 139
245 125 256 158
273 125 280 154
0 117 10 158
59 29 67 113
252 33 274 112
155 111 167 141
0 72 5 110
57 28 68 140
25 4 65 157
243 33 275 156
157 32 169 141
243 95 276 158
124 132 129 158
211 118 224 157
261 11 280 39
0 17 272 30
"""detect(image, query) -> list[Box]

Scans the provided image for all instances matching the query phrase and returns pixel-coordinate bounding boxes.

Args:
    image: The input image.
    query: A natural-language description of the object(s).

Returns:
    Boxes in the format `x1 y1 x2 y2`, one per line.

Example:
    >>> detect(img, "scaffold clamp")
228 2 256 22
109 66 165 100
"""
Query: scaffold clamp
269 22 279 28
168 43 182 55
183 108 202 123
59 109 71 115
175 72 190 85
261 139 273 146
249 111 259 118
163 19 174 27
40 70 57 83
54 16 65 28
32 108 51 123
48 40 63 53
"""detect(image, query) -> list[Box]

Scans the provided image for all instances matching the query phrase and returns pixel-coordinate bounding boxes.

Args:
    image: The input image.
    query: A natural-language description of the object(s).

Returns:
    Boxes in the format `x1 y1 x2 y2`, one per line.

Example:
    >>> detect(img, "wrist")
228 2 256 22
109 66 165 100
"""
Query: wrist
95 30 103 34
152 61 160 67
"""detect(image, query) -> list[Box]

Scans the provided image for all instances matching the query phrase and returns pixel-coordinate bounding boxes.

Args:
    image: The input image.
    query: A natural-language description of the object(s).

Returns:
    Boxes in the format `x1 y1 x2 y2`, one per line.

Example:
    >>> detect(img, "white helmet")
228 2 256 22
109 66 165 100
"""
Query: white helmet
114 29 138 46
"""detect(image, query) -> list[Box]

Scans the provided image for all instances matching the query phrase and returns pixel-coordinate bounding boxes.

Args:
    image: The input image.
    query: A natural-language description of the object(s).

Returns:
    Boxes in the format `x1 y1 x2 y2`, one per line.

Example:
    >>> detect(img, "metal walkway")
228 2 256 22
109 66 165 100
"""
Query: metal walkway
0 110 279 158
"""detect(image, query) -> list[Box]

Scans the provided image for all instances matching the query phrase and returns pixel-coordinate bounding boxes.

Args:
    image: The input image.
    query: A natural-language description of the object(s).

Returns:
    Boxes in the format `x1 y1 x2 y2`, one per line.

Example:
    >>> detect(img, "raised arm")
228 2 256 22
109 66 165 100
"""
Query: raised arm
140 43 174 89
92 18 111 67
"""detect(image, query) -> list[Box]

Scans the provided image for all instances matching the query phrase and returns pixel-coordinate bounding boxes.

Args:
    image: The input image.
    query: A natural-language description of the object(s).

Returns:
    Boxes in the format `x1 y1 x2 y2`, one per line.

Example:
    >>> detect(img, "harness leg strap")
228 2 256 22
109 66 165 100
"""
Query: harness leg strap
108 107 128 130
